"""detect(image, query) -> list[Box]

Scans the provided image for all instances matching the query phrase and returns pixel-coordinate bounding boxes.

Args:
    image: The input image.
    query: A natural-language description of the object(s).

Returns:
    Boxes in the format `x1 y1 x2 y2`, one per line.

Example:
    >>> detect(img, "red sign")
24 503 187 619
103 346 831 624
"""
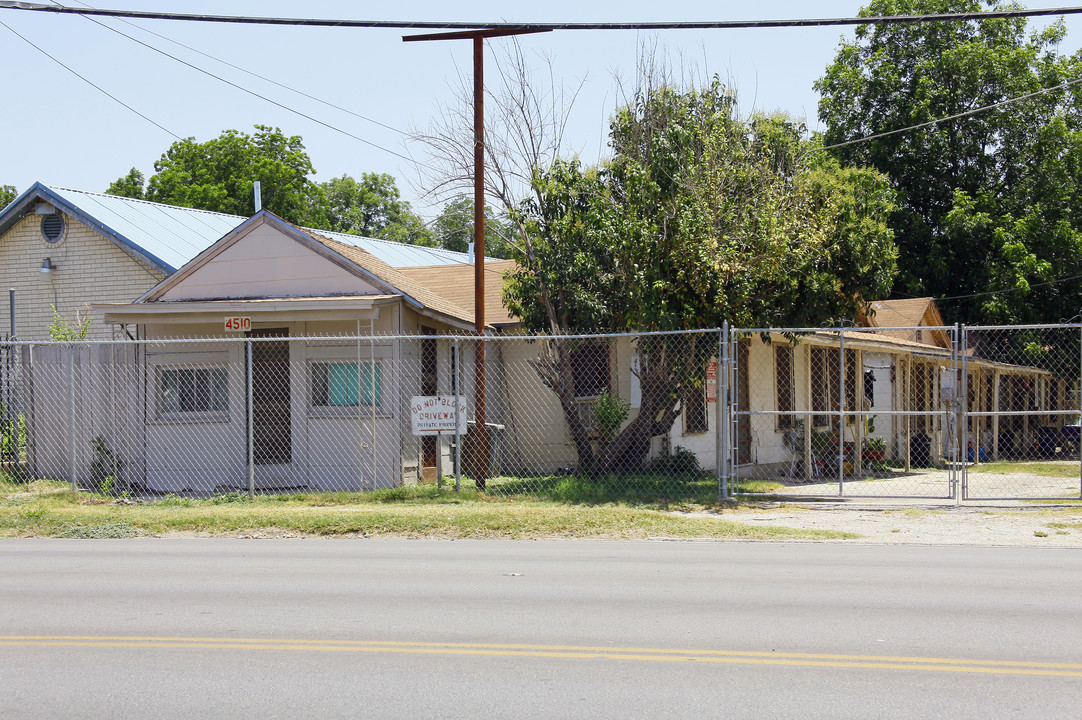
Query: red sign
706 361 718 403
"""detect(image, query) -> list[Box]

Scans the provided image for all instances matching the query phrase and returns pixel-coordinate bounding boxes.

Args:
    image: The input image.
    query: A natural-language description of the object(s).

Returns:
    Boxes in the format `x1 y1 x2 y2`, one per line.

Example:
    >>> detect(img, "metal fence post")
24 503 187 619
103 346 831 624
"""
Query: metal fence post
722 320 731 498
716 325 724 500
246 339 254 499
958 324 967 505
839 328 846 497
454 337 462 493
68 344 76 493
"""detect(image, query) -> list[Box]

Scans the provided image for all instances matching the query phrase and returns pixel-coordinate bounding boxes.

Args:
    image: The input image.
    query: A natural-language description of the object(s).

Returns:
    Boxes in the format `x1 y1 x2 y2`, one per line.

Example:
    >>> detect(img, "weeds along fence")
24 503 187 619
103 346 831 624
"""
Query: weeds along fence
0 325 1079 503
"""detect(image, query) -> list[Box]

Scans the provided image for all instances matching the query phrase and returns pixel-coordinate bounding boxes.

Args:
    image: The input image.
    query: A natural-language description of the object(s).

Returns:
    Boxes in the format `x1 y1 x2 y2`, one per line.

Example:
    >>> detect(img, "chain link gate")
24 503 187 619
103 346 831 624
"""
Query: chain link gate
960 324 1082 501
726 324 963 500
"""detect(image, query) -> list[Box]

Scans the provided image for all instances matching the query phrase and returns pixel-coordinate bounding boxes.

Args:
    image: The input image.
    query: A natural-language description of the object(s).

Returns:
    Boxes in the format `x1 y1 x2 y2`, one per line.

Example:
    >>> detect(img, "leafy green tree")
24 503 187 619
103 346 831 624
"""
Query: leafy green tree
105 169 146 199
317 173 431 244
112 125 323 226
0 185 17 210
817 0 1082 324
432 195 511 257
505 81 897 473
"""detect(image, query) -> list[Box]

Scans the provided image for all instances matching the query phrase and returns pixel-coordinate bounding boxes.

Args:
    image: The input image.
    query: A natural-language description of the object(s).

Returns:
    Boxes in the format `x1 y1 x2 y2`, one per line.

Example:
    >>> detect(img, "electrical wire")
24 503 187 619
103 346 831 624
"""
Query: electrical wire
0 17 180 139
4 1 1082 31
933 271 1082 302
64 0 407 137
70 13 417 163
821 76 1082 151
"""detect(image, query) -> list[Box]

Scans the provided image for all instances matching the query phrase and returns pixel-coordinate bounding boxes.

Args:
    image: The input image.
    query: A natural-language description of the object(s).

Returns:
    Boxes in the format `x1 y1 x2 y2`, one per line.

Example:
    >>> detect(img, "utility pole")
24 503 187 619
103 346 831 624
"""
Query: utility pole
404 27 549 490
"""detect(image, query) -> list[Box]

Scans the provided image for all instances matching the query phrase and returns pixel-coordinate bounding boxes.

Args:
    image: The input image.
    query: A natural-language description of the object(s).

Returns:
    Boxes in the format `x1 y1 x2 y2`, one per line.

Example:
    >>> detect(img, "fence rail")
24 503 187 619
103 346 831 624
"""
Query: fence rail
0 324 1079 504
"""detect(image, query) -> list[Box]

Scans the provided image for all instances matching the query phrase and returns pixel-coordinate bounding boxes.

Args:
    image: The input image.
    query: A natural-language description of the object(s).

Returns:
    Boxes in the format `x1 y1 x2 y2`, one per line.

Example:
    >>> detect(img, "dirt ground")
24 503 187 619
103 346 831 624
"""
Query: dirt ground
726 501 1082 546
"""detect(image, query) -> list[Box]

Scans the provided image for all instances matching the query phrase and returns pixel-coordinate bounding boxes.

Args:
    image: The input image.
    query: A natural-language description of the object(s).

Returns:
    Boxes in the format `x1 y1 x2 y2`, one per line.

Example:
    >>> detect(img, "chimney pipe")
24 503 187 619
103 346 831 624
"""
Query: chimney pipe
253 181 262 212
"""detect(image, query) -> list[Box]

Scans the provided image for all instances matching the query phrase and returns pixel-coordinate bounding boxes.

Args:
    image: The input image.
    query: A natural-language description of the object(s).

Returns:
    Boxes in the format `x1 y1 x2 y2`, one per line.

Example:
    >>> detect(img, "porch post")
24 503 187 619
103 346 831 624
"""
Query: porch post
992 370 1001 460
855 347 864 476
804 343 812 482
904 354 911 472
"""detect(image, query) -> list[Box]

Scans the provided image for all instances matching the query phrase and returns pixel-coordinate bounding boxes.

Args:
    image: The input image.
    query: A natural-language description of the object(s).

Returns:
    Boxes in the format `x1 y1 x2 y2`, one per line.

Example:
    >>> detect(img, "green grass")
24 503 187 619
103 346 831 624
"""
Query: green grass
0 482 855 541
968 460 1082 478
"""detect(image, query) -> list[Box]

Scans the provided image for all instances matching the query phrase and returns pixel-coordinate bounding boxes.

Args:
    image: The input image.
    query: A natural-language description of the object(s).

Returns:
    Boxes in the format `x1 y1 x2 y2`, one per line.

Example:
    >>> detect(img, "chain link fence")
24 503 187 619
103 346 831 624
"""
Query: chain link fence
729 324 1082 501
0 325 1079 503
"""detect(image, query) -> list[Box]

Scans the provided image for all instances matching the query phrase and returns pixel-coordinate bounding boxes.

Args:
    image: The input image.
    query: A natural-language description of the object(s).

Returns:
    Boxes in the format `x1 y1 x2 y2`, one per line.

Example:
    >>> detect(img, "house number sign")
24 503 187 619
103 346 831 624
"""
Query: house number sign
224 316 252 332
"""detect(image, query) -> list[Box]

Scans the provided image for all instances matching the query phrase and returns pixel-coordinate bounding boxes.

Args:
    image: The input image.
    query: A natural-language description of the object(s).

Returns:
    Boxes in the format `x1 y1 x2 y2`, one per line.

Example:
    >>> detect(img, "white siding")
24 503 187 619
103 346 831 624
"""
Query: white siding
159 223 380 301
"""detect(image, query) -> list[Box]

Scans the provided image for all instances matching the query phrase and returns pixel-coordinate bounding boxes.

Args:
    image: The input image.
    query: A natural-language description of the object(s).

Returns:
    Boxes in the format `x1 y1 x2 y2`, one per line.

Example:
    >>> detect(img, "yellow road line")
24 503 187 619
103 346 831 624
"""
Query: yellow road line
1 636 1079 678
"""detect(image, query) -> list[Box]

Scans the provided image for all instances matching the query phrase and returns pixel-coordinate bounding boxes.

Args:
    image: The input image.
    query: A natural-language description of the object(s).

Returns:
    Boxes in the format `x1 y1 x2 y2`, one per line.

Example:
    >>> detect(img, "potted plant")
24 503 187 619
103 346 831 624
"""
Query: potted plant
862 436 886 462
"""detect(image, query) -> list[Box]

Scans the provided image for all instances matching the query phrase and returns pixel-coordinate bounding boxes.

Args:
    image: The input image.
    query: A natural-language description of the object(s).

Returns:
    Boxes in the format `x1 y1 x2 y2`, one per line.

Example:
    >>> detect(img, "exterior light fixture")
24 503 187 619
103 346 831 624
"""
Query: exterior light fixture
40 257 57 274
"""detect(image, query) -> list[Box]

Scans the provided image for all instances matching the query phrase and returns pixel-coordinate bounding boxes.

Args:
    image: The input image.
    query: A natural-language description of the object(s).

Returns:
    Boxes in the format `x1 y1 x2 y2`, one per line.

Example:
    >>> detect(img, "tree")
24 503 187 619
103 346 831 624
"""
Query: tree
432 196 512 257
104 169 145 199
504 81 897 474
108 125 323 226
0 185 16 210
317 173 431 244
816 0 1082 325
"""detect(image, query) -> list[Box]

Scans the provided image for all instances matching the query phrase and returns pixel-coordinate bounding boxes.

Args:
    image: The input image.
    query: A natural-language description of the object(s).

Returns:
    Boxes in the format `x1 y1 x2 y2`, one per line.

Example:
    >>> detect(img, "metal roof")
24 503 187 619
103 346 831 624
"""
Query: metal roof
2 184 472 271
46 186 242 272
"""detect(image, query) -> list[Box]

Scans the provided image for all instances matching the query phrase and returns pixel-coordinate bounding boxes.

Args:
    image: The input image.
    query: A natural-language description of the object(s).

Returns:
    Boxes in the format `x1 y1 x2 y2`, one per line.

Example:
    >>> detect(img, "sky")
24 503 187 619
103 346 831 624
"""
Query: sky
3 1 1082 219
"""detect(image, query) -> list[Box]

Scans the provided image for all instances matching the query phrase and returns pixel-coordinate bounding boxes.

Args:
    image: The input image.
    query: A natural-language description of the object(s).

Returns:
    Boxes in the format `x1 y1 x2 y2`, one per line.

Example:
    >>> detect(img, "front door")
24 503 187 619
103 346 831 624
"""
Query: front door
421 327 438 481
250 328 291 466
737 341 751 465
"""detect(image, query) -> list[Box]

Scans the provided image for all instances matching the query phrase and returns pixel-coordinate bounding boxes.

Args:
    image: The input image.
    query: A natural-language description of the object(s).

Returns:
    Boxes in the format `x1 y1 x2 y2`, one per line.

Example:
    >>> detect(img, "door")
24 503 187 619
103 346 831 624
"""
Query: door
421 327 438 480
737 341 751 465
249 328 291 465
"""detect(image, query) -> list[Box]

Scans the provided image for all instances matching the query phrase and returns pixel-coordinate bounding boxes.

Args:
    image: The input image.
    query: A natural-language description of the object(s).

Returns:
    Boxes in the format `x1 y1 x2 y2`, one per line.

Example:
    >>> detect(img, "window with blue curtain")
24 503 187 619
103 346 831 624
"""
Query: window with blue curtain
312 362 380 407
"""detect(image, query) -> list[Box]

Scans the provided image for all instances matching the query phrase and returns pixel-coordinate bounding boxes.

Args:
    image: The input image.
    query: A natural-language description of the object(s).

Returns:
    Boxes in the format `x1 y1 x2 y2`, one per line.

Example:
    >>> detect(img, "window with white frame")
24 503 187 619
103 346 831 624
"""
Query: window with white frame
157 366 228 417
311 361 381 408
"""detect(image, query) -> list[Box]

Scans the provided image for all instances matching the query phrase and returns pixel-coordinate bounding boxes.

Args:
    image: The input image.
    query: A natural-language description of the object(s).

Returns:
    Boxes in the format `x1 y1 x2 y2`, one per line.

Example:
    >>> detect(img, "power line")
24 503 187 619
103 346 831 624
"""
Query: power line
934 272 1082 303
4 1 1082 31
821 76 1082 151
0 17 181 139
70 12 417 163
64 0 407 137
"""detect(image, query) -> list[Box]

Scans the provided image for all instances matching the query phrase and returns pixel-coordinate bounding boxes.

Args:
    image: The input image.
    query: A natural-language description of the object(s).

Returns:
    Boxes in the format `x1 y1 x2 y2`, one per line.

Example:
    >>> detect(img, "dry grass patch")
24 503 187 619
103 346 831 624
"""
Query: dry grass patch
0 486 854 541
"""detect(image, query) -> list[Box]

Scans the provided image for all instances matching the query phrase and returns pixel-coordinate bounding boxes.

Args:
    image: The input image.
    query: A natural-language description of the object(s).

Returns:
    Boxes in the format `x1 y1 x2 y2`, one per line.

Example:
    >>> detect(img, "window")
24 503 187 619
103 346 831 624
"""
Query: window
684 383 708 434
571 341 610 398
158 367 228 416
810 347 856 428
311 361 381 407
774 345 794 429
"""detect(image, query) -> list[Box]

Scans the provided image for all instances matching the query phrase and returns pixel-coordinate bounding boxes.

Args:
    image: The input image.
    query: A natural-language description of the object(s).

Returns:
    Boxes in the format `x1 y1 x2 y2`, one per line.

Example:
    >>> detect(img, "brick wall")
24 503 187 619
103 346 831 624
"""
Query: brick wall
0 212 166 340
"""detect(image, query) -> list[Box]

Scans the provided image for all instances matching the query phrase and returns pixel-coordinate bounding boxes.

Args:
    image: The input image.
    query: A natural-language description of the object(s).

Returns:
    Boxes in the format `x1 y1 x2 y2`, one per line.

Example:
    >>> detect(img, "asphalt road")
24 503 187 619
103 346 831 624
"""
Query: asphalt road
1 538 1080 719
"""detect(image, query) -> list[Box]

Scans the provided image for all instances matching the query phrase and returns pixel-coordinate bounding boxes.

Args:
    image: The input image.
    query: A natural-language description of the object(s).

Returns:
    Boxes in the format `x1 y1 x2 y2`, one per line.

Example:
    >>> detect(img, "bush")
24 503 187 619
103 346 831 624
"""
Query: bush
648 446 702 476
592 390 630 441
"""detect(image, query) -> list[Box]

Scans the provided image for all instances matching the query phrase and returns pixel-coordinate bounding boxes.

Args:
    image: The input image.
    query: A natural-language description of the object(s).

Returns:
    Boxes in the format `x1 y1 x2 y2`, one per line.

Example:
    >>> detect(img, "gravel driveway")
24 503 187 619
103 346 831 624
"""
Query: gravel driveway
733 502 1082 546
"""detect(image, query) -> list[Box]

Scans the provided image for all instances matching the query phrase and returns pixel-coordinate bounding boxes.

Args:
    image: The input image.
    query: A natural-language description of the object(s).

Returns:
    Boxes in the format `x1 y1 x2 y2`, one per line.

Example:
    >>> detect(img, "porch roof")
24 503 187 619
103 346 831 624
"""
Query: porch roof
100 295 400 324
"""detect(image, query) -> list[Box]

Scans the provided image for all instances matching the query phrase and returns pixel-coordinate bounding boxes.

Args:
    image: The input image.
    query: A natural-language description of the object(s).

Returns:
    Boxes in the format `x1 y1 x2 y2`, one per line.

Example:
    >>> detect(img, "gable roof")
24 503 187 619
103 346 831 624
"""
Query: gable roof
0 182 474 272
865 297 950 348
137 211 495 330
